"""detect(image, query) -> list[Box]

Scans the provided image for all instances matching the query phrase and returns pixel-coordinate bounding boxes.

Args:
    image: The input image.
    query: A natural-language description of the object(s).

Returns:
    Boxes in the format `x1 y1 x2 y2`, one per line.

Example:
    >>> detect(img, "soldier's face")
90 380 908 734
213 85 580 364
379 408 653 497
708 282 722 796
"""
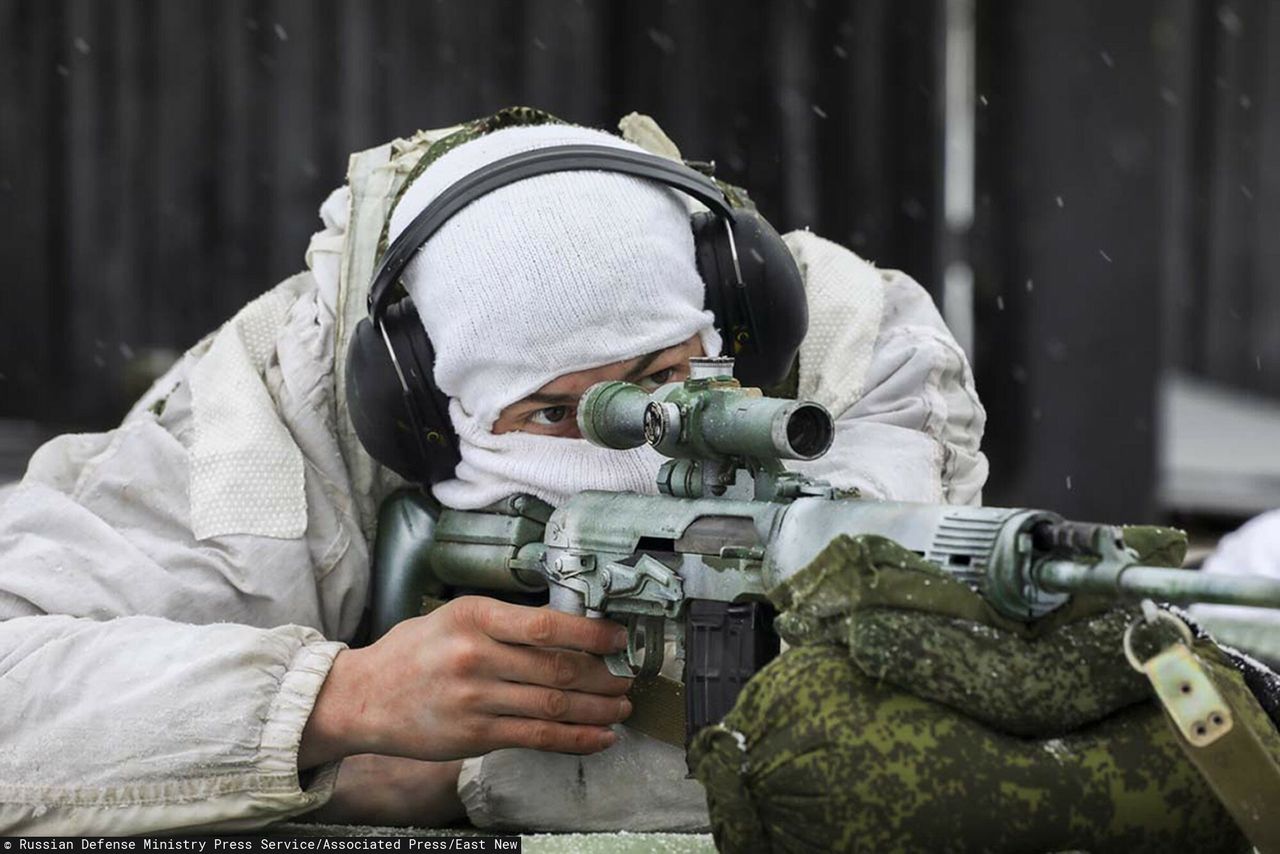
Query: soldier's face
491 333 705 439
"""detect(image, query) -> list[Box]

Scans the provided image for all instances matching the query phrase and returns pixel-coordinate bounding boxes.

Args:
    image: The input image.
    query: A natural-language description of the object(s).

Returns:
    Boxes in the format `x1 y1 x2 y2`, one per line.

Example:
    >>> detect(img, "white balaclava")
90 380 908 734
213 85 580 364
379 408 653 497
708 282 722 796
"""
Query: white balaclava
388 124 722 509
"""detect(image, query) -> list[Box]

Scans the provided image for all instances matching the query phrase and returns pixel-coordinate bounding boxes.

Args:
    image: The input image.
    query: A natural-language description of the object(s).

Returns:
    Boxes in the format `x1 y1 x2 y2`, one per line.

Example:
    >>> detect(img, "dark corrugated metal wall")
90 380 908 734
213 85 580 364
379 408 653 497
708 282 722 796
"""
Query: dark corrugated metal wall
0 0 1276 520
971 0 1279 520
1175 1 1280 395
0 0 943 425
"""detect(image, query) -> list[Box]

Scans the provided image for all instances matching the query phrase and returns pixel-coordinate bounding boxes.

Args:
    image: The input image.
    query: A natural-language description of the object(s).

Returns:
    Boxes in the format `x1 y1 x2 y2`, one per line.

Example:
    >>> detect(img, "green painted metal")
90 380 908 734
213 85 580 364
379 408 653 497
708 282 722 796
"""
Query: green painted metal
1039 560 1280 609
369 489 443 640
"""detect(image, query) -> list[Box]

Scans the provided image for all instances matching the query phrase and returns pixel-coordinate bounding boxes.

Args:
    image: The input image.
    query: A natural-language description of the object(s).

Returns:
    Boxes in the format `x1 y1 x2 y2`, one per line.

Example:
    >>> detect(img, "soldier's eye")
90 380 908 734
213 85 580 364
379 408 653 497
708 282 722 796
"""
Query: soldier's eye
529 406 571 426
638 367 676 390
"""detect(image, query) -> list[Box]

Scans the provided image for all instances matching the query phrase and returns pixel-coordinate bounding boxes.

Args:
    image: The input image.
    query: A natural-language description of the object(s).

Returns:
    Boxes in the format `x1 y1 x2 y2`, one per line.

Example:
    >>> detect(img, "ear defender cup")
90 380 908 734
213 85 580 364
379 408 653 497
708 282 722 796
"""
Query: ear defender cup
691 208 807 389
346 300 461 484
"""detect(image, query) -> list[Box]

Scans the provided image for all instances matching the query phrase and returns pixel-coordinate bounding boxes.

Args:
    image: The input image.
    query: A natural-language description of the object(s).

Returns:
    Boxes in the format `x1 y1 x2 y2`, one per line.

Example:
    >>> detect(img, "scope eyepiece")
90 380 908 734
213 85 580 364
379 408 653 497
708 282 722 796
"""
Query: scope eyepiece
643 400 679 447
578 381 652 450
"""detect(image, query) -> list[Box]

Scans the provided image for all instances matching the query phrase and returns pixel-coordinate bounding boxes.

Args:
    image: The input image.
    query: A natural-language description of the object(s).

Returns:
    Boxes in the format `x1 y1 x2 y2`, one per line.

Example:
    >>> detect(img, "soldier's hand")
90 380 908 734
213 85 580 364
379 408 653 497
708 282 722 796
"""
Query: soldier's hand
299 597 634 769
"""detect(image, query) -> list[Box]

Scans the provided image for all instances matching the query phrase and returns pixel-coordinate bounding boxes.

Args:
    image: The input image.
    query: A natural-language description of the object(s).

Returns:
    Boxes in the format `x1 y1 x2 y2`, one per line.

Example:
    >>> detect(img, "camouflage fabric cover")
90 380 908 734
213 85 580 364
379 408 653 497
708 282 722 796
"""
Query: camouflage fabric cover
766 527 1185 735
688 527 1251 852
690 644 1243 853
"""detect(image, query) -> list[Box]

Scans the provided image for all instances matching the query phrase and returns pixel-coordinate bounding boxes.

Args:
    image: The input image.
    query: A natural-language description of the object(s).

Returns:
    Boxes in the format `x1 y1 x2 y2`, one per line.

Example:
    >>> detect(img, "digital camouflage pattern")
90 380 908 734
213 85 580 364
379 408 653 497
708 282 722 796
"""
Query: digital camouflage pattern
688 527 1254 852
767 528 1186 735
689 644 1244 853
843 606 1151 735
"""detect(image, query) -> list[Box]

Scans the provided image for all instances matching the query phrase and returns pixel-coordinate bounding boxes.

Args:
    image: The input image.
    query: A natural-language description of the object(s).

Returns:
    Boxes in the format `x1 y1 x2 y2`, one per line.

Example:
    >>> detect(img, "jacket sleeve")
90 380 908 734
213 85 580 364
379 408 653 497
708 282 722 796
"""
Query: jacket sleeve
782 231 989 505
0 276 369 834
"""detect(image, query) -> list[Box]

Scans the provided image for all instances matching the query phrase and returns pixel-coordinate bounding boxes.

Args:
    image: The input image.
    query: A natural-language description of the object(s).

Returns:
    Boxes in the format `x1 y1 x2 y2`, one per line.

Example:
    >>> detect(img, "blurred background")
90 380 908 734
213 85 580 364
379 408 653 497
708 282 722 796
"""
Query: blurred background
1 0 1277 540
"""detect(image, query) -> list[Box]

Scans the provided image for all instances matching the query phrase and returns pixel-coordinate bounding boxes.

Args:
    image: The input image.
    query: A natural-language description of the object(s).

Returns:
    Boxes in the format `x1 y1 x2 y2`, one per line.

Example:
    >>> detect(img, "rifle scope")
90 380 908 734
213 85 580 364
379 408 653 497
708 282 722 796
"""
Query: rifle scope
579 379 834 462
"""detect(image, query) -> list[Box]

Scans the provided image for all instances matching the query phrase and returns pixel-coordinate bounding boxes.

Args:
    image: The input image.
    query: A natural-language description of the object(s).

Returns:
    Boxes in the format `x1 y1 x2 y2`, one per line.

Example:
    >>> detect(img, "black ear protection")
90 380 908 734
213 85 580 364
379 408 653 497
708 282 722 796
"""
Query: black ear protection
346 143 808 486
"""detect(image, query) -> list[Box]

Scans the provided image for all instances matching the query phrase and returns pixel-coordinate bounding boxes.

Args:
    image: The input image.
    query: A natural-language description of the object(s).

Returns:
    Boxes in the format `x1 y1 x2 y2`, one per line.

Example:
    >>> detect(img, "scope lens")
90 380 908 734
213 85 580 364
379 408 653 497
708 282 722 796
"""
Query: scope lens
643 402 667 446
579 381 651 450
785 404 835 459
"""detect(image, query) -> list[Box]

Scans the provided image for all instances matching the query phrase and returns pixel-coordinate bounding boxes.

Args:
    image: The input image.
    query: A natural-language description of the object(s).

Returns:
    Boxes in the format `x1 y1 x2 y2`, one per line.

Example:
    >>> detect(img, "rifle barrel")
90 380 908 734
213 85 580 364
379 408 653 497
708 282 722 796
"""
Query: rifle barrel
1036 561 1280 609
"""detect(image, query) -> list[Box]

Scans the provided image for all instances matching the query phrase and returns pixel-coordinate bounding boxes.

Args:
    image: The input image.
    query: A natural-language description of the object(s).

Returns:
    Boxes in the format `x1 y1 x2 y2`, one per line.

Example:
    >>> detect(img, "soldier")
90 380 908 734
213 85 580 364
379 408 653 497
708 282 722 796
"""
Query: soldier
0 109 986 833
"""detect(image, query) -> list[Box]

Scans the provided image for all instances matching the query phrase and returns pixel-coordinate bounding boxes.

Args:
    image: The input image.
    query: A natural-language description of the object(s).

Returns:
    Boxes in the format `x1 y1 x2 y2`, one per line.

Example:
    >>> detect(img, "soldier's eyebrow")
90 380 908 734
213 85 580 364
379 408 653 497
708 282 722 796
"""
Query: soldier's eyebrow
525 391 580 406
622 349 666 382
521 347 673 408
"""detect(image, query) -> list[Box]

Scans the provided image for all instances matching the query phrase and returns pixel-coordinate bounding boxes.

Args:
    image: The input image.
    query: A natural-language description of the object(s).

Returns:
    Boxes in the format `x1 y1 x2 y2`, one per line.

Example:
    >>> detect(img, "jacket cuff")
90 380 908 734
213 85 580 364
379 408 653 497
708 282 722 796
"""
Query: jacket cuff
196 636 348 832
260 638 347 779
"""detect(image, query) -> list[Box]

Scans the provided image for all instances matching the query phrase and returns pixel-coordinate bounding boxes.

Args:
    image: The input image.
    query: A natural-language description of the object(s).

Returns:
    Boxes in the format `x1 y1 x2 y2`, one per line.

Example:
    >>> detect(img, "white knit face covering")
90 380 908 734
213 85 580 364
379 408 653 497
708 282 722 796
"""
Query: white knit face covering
433 326 723 510
434 401 671 510
389 124 723 509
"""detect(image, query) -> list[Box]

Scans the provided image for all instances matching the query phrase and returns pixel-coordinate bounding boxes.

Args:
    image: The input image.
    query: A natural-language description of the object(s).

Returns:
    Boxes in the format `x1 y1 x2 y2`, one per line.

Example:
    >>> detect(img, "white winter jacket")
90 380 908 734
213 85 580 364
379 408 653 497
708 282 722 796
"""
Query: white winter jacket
0 121 986 835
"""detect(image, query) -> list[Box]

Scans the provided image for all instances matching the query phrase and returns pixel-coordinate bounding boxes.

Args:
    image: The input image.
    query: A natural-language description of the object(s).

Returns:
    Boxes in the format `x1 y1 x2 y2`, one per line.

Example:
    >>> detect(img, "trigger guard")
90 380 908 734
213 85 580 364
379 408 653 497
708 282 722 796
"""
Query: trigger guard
605 615 665 679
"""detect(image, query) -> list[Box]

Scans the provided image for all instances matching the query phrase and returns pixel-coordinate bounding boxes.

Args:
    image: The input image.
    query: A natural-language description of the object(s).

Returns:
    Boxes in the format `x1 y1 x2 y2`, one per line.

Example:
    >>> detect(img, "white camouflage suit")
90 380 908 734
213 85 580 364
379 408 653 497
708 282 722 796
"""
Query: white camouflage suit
0 116 987 834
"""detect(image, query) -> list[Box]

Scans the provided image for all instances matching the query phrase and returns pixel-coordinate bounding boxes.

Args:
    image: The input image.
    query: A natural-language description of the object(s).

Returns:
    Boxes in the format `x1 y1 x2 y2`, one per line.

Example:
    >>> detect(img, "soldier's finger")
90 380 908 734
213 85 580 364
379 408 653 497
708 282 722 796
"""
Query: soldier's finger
470 599 627 655
482 683 633 726
488 644 633 695
484 717 619 755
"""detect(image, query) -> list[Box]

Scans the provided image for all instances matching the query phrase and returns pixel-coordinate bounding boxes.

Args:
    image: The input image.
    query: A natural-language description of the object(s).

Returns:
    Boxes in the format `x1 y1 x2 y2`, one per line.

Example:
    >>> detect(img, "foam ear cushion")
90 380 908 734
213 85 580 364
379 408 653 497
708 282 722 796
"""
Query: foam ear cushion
691 209 807 388
346 302 460 484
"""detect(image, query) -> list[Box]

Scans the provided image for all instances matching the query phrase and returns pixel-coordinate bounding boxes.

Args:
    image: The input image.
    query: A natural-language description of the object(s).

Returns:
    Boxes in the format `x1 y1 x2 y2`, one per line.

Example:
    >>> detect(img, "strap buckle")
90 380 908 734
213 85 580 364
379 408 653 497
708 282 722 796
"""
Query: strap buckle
1124 600 1233 747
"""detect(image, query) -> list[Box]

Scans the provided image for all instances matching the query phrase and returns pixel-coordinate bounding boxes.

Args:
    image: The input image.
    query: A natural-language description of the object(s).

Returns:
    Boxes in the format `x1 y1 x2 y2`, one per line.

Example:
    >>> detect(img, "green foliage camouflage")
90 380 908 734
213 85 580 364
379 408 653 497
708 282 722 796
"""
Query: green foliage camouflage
688 526 1251 852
